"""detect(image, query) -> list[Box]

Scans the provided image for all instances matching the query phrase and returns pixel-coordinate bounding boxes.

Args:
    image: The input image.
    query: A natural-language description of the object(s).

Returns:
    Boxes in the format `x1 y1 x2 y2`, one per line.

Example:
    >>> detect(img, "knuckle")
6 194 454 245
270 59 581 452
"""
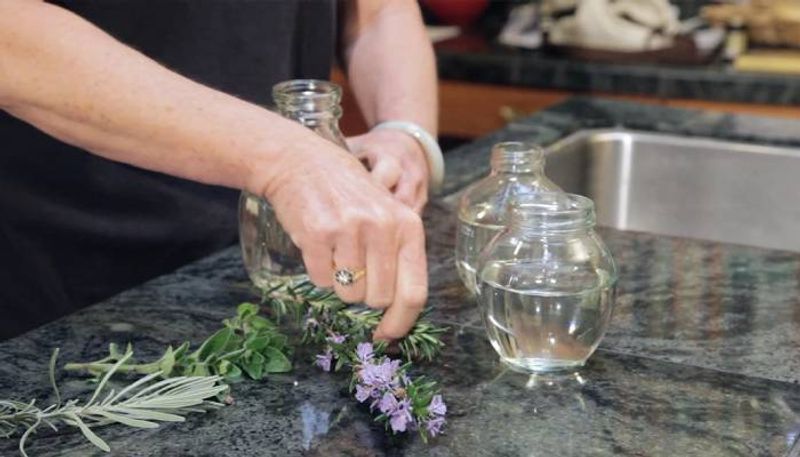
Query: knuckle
304 217 339 243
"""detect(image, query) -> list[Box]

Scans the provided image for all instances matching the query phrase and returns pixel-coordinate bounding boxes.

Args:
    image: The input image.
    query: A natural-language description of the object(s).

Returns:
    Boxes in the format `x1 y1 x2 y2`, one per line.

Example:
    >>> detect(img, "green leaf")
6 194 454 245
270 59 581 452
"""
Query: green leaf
196 328 234 361
93 411 159 429
222 364 242 382
68 413 110 452
237 302 260 319
159 347 176 377
262 347 291 373
240 352 265 380
245 335 270 352
247 315 274 331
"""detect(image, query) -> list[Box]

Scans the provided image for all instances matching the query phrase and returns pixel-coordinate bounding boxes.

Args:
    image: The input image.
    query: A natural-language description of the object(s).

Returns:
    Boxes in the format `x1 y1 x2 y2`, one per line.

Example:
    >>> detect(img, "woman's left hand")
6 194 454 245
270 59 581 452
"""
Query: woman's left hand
347 129 429 214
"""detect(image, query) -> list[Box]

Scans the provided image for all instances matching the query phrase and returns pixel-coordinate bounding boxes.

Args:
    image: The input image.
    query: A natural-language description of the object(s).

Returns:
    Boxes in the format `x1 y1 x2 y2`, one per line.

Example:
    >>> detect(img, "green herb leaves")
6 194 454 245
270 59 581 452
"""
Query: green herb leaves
65 303 292 382
1 349 226 457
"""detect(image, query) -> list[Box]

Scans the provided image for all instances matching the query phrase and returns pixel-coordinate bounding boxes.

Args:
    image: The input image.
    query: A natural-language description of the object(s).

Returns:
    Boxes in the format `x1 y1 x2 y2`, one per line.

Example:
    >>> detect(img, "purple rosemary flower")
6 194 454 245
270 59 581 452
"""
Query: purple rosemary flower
326 333 346 344
360 358 400 390
315 350 333 372
377 392 414 433
356 342 374 363
425 416 446 437
355 384 373 403
377 392 399 415
428 394 447 416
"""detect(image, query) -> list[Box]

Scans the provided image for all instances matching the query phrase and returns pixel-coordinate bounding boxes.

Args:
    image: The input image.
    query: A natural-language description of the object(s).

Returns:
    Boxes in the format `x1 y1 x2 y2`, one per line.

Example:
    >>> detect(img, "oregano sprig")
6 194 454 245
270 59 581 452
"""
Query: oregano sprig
65 303 291 382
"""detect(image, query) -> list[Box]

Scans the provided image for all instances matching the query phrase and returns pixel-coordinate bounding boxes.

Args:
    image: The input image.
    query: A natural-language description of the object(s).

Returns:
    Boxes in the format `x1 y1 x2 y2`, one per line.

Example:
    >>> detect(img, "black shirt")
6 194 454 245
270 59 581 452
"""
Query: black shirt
0 0 335 339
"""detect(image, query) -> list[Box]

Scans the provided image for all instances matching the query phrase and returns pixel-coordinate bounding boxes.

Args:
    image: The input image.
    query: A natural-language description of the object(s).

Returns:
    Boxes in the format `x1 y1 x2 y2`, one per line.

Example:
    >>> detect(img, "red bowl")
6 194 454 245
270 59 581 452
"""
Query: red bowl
421 0 490 27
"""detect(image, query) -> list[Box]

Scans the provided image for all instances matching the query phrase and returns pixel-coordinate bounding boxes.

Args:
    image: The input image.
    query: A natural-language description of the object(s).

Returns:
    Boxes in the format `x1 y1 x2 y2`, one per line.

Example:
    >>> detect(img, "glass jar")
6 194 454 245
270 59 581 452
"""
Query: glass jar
455 142 561 293
476 192 617 373
239 80 349 290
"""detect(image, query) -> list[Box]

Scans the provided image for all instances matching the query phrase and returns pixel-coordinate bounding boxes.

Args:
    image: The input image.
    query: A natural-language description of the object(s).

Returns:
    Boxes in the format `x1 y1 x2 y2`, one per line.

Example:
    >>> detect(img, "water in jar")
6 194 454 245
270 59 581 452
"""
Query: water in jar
478 262 616 372
239 191 306 289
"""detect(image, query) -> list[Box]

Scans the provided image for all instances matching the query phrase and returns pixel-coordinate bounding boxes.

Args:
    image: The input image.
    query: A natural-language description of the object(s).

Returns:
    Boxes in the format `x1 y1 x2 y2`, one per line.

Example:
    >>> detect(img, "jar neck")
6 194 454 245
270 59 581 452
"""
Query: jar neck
509 193 596 236
490 141 546 174
273 79 342 124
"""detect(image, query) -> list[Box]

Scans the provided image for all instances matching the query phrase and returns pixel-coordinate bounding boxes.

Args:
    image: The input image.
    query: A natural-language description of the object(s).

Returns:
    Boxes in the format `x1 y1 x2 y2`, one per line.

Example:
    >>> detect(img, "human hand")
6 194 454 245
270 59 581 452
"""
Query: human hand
347 129 429 214
258 134 428 340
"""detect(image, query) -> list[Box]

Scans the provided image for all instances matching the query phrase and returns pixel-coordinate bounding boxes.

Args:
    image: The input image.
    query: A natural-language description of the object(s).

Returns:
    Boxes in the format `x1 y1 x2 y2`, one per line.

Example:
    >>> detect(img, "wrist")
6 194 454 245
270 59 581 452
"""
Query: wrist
372 120 444 195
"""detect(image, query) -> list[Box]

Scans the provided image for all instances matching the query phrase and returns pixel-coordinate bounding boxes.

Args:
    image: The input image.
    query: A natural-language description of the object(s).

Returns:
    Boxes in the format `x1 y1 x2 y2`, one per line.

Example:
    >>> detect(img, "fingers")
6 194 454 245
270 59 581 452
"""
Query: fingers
302 241 334 288
369 157 403 190
394 170 428 214
374 214 428 341
332 232 366 304
365 217 398 309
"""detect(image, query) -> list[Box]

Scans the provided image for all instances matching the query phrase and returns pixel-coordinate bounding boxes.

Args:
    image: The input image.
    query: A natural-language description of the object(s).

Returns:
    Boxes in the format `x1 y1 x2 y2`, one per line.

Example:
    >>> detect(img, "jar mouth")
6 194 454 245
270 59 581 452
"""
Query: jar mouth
272 79 342 119
273 79 342 102
510 192 596 233
491 141 545 173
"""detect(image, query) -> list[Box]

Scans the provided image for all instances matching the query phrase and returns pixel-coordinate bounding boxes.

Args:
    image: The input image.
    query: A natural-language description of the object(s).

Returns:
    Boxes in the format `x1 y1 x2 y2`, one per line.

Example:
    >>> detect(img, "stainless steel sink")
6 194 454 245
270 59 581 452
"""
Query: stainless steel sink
544 129 800 252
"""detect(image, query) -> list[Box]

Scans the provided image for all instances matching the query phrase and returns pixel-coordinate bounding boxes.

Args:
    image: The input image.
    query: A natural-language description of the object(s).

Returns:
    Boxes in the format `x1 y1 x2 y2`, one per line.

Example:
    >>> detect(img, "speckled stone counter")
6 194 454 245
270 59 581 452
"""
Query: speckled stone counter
436 43 800 105
2 99 800 456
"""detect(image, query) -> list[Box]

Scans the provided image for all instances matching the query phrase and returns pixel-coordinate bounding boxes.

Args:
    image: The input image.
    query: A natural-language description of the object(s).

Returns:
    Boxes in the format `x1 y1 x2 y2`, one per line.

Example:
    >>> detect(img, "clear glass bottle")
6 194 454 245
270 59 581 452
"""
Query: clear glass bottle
455 142 561 293
239 80 349 290
476 192 618 373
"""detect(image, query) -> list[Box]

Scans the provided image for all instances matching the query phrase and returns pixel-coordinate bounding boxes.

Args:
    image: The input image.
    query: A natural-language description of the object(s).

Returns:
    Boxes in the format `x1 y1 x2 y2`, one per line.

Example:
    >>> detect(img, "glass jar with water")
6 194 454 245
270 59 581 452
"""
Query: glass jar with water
239 80 349 289
455 142 561 292
476 192 617 373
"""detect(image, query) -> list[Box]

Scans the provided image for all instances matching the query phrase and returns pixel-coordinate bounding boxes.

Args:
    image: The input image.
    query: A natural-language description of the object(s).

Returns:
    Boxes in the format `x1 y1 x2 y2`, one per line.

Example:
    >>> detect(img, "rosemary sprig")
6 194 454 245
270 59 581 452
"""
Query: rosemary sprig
65 303 291 382
262 280 447 362
260 280 449 440
1 349 227 457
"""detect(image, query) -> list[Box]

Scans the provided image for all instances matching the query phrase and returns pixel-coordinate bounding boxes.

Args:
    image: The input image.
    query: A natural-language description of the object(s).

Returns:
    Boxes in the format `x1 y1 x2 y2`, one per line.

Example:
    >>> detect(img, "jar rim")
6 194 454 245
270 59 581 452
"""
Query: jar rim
273 79 342 102
491 141 545 172
510 192 595 232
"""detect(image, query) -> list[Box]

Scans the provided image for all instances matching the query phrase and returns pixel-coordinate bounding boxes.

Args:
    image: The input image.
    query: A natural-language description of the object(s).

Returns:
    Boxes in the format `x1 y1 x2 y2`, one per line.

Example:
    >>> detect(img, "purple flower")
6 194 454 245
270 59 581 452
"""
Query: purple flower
377 393 414 433
378 392 399 414
390 399 414 433
361 359 400 389
355 384 373 403
315 350 333 372
326 333 346 344
425 416 446 437
356 342 374 363
428 395 446 416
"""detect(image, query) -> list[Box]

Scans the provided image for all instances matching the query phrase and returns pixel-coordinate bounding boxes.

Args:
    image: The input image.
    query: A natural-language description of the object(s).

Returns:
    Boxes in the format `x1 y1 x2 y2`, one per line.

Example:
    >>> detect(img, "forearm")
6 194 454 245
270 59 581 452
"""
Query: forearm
342 0 437 135
0 0 323 196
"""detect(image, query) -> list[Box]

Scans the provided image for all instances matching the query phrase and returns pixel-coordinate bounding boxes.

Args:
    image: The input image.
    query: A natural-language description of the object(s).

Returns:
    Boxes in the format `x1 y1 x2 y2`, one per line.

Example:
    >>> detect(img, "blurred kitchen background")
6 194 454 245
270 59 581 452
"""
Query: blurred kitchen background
334 0 800 148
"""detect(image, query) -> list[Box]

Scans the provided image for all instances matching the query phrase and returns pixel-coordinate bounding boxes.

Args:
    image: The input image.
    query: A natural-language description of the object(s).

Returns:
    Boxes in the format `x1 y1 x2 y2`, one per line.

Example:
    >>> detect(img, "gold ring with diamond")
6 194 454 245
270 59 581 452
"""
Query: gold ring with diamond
334 268 366 286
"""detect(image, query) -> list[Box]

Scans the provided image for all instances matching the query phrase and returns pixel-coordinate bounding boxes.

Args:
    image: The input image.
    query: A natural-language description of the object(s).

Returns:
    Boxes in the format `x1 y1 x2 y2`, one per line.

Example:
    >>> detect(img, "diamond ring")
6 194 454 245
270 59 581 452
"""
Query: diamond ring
334 268 366 286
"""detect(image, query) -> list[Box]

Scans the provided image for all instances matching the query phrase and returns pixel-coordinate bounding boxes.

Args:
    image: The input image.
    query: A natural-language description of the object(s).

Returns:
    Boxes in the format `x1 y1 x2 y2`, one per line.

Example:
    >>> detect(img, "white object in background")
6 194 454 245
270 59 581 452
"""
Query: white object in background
498 3 543 49
373 121 445 195
549 0 680 52
426 26 461 44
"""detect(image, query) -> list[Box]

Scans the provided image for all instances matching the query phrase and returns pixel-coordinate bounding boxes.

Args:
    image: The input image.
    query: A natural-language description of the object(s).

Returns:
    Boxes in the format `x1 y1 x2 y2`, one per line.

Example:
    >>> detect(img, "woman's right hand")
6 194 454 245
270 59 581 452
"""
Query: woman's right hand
252 134 428 341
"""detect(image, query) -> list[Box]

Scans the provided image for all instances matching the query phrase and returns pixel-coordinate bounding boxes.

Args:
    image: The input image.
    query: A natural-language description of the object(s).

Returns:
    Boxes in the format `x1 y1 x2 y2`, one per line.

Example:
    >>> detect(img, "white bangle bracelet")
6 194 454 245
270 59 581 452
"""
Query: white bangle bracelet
372 121 445 195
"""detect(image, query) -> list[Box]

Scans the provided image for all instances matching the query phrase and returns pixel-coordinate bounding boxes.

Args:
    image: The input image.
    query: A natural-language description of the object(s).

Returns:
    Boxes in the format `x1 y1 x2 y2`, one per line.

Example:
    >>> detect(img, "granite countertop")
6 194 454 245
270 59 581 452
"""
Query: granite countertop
2 99 800 456
436 35 800 105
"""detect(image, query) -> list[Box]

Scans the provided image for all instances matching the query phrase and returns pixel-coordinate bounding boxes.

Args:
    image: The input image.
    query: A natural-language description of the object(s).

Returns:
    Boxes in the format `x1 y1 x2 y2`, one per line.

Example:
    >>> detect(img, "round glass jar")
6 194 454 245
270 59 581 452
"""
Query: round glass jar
475 192 617 373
